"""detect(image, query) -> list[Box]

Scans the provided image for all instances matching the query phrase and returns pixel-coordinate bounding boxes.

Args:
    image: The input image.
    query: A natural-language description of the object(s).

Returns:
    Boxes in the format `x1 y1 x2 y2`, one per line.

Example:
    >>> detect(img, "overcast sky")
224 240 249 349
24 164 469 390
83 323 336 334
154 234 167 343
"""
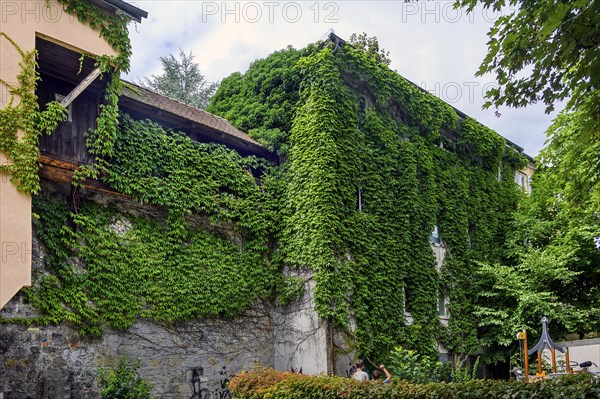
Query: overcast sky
124 0 563 157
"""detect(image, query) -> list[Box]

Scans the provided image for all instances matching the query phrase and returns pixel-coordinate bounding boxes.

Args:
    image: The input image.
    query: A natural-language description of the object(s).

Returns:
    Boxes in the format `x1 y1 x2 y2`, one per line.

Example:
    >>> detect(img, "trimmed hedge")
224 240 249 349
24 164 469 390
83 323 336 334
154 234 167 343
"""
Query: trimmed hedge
229 368 600 399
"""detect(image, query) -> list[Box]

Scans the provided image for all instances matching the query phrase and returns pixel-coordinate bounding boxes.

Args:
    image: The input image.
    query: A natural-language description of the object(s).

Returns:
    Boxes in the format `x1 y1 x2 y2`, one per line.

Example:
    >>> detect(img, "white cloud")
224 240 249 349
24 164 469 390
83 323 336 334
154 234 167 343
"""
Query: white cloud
125 0 557 156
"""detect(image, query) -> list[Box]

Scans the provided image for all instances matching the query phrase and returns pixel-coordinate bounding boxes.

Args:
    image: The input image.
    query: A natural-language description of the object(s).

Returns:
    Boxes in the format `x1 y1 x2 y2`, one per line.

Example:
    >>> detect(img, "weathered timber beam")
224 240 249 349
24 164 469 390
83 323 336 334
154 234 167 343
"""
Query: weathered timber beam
39 156 79 171
39 155 127 198
60 67 102 108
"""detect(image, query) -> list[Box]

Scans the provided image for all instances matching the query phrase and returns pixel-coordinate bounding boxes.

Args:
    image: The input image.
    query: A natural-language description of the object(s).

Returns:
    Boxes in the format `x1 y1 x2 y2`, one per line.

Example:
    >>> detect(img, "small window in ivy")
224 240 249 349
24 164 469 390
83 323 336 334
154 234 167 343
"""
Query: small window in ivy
357 187 363 212
439 293 449 317
514 171 527 189
429 224 441 244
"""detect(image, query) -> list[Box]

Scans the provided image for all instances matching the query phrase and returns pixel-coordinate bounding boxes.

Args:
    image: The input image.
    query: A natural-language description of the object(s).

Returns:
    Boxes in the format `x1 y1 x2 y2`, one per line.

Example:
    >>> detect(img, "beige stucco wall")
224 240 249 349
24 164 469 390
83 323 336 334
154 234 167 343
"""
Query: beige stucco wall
0 0 118 309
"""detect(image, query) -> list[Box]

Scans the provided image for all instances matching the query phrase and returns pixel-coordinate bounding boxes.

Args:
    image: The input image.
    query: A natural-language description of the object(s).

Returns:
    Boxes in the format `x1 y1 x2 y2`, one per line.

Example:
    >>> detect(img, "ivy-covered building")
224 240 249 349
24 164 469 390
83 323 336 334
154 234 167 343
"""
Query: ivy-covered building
207 31 535 374
2 3 534 395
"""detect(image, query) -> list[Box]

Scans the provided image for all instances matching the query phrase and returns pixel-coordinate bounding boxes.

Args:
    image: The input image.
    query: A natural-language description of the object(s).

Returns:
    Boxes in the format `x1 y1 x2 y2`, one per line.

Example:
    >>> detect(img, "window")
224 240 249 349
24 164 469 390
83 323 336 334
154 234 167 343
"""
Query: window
514 171 527 189
438 293 449 317
429 224 441 244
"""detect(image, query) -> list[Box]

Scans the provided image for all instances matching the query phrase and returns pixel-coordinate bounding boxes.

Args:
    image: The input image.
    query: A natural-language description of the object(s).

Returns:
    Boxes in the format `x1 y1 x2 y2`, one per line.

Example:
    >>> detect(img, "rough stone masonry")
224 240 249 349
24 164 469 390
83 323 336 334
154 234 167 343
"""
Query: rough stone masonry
1 292 274 398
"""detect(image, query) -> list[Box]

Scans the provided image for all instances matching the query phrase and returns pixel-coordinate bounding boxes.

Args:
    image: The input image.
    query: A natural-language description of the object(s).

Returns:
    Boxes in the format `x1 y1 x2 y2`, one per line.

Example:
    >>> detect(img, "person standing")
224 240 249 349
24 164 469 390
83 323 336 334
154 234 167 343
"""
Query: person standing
353 359 369 381
372 364 392 383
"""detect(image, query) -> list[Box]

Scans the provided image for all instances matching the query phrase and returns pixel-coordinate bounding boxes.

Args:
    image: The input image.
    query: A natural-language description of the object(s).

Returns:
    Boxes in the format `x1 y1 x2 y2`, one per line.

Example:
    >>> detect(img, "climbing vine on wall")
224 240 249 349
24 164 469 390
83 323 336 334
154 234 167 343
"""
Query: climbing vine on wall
0 0 134 193
20 116 278 335
0 33 66 194
104 115 275 238
27 195 276 335
209 38 526 362
3 17 527 366
2 1 284 337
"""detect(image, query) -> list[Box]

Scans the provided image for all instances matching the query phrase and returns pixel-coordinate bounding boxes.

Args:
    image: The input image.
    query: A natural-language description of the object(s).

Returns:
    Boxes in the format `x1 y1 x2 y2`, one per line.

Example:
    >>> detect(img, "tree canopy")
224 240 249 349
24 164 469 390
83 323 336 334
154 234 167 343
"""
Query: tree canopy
456 0 600 354
456 0 599 116
140 49 218 110
348 32 391 66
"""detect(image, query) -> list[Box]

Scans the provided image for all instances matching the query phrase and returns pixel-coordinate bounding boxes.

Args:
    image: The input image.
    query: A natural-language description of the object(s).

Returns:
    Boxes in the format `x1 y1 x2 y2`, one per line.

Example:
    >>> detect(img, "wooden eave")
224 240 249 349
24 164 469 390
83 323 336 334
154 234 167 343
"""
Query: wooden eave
36 37 275 162
119 82 276 161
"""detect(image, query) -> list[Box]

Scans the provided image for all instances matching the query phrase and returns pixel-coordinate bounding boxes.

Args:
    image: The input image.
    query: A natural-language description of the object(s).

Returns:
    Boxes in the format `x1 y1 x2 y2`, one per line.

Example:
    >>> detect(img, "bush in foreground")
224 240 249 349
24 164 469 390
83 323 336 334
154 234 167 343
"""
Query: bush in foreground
98 357 157 399
229 368 600 399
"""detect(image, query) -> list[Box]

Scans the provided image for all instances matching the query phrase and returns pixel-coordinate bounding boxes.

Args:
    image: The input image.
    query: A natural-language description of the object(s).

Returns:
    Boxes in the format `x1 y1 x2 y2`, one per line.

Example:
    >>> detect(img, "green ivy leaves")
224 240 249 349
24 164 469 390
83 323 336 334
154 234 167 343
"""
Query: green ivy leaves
0 33 67 194
30 195 276 335
209 40 526 362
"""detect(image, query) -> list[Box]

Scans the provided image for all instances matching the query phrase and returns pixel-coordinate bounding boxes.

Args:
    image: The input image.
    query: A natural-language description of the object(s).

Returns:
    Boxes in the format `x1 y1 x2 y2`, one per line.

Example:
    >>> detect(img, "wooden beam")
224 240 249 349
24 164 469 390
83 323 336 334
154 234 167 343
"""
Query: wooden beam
40 156 80 171
39 155 128 198
60 67 102 108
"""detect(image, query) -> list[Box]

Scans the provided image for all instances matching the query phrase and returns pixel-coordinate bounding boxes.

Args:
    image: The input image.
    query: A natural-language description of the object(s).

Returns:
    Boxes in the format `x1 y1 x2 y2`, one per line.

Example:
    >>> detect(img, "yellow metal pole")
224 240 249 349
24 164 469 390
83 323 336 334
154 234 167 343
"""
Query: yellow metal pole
537 352 542 375
551 348 556 373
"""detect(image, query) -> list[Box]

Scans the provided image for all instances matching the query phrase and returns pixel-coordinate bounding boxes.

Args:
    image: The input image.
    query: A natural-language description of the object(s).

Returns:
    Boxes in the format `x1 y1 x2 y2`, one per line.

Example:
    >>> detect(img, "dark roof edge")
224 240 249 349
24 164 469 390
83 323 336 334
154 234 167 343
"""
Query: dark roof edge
119 80 274 159
324 31 535 163
94 0 148 22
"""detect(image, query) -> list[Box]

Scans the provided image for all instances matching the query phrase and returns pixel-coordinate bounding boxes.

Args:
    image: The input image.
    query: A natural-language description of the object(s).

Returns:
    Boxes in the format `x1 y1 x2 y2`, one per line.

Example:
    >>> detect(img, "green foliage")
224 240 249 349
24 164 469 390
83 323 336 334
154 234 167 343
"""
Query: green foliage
141 49 218 109
207 46 307 155
25 115 278 335
104 115 272 236
475 100 600 349
98 357 157 399
209 38 525 361
450 355 480 383
456 117 505 170
0 33 66 193
348 33 391 66
28 192 275 335
73 56 125 185
387 346 450 383
539 95 600 222
456 0 600 117
229 368 600 399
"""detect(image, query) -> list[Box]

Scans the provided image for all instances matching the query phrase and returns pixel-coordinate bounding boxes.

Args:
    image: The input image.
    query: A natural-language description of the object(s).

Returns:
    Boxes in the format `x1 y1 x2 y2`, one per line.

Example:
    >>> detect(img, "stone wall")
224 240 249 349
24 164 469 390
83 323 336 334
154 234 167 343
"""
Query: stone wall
1 293 274 398
274 269 330 375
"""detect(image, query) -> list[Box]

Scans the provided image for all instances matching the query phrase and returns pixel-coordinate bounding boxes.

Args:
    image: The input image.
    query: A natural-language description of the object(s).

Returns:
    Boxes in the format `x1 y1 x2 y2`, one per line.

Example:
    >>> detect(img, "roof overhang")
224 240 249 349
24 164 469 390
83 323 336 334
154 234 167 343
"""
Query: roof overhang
90 0 148 23
120 82 276 161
